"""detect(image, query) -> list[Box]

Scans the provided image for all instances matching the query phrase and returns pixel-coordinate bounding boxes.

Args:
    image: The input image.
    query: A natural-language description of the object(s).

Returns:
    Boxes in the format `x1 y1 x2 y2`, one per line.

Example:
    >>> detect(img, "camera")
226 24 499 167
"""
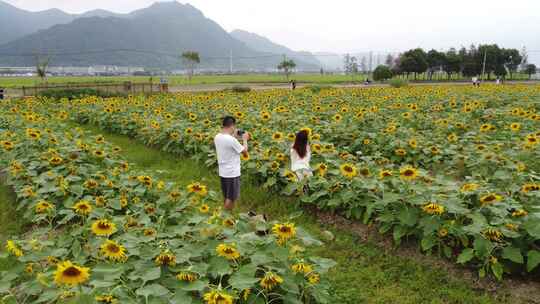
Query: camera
236 129 245 137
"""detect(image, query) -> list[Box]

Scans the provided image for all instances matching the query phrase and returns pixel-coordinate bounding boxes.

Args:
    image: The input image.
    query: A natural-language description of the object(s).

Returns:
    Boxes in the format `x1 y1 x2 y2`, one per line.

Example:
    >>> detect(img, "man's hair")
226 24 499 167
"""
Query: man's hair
222 116 236 127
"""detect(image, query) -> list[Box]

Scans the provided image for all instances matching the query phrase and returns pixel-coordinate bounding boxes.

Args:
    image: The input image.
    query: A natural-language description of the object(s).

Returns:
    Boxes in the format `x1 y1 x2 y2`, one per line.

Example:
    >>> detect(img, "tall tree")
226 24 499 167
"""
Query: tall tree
525 64 537 79
181 51 200 81
426 49 446 80
35 55 49 83
502 48 522 80
399 48 428 80
277 58 296 80
443 49 462 80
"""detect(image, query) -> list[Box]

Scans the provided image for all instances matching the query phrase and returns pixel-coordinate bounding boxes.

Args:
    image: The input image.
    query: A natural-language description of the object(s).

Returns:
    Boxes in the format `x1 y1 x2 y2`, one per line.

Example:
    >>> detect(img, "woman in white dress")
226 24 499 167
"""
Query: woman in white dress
290 130 312 181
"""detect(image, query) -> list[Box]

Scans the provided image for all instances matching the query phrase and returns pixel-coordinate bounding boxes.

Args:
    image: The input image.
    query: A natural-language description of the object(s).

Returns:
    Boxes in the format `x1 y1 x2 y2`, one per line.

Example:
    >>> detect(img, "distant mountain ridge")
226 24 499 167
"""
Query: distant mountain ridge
230 29 321 68
0 1 321 70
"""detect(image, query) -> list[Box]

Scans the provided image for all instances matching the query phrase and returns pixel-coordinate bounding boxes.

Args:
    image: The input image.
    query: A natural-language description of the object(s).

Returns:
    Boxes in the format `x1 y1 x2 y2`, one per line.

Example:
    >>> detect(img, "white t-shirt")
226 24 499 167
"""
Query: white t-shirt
214 133 244 178
290 146 311 172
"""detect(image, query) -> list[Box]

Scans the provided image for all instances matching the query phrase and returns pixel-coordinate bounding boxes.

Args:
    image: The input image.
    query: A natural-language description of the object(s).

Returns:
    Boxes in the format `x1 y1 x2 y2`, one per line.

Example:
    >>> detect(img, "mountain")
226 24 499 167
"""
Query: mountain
313 52 344 71
0 2 285 70
0 1 75 45
231 29 321 69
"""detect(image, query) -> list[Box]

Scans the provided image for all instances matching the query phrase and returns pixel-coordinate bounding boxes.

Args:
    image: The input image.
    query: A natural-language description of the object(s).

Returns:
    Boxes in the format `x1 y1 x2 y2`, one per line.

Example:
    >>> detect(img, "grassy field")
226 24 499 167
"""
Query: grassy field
61 123 516 304
0 72 534 88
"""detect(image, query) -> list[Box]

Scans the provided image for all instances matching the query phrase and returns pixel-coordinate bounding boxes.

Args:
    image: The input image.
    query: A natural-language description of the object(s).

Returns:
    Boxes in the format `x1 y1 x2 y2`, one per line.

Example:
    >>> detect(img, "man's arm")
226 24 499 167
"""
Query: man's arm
231 133 249 154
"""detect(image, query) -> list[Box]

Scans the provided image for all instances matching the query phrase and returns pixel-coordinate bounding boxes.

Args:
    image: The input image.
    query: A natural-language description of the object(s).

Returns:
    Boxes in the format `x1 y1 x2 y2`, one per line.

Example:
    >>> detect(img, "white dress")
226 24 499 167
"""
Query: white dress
290 146 312 180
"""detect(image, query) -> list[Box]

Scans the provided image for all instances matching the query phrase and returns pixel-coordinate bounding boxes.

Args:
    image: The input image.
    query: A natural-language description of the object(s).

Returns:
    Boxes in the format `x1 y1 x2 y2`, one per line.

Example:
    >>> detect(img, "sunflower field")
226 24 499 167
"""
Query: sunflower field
0 100 335 303
62 84 540 281
1 84 539 302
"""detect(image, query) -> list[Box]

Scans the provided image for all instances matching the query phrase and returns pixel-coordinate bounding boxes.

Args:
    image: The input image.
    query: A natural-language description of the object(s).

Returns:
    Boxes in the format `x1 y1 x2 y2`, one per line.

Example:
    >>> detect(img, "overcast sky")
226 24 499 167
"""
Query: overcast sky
4 0 540 61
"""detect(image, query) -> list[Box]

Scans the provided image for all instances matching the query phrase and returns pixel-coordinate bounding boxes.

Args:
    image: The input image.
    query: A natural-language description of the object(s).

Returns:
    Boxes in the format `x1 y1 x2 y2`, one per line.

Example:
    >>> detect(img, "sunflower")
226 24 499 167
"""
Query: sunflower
93 150 106 158
260 111 271 120
0 140 14 151
479 124 494 132
287 133 296 141
240 151 250 161
187 182 208 196
143 228 157 237
291 262 313 274
84 179 99 190
521 183 540 193
378 170 393 179
460 183 479 193
479 193 503 206
260 272 284 290
155 251 176 266
332 113 343 122
199 204 210 214
399 165 418 181
438 228 449 238
203 290 234 304
422 202 445 215
6 240 23 257
272 223 296 241
54 261 90 286
510 123 521 131
408 138 418 149
91 219 117 236
284 170 298 182
177 271 198 282
100 240 127 262
512 209 528 217
137 175 153 187
339 163 357 179
447 133 458 142
95 295 117 304
35 200 54 214
363 138 371 145
72 200 92 216
307 273 320 284
394 148 407 156
272 132 284 142
270 161 280 171
216 243 240 260
95 196 107 207
483 228 503 242
222 218 235 227
315 163 328 177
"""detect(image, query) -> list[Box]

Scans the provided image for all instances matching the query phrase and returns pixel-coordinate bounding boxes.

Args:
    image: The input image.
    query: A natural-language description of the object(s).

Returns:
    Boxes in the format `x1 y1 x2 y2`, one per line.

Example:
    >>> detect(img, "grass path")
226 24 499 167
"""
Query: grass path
76 124 514 304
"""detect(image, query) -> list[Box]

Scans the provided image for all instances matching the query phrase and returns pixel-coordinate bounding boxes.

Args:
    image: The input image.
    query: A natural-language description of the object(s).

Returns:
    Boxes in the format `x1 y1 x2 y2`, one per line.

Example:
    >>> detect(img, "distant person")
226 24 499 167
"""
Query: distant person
496 77 501 85
290 130 312 181
214 116 250 210
290 80 297 90
472 76 480 87
0 88 4 100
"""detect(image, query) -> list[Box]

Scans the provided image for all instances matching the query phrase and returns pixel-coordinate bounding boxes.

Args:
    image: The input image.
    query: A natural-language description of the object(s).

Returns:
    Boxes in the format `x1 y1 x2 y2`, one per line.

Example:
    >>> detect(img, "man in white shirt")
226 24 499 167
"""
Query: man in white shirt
214 116 249 210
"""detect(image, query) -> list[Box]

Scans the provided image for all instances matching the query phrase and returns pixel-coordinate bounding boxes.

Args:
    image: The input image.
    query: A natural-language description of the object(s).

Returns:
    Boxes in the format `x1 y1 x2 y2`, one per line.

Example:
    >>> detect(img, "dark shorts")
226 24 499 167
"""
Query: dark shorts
220 176 240 201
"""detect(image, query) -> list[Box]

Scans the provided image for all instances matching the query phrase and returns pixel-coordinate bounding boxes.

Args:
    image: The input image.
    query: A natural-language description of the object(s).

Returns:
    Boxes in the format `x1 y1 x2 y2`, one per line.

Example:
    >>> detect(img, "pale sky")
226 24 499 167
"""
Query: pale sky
4 0 540 61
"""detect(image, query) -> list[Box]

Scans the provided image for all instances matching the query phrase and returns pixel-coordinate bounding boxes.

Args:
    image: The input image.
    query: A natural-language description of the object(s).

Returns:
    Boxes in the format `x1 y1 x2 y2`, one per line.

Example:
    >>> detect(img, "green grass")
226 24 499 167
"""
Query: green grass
77 124 516 304
0 73 534 89
0 181 23 271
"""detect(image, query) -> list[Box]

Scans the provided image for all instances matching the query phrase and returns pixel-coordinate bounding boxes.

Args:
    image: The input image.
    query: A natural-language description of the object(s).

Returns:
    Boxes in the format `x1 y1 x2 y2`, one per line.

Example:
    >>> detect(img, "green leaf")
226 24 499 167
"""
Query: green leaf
228 265 259 290
457 248 474 264
170 291 193 304
527 250 540 272
398 207 418 227
208 256 232 277
473 237 493 259
491 262 503 281
136 283 170 298
501 247 523 264
142 267 161 284
523 218 540 239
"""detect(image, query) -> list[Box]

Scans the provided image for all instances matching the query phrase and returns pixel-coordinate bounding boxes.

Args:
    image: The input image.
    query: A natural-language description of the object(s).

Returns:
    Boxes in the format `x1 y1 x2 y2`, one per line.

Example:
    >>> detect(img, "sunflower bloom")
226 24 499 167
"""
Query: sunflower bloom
422 203 445 215
100 240 127 262
187 182 208 196
260 272 284 290
399 165 418 181
339 163 357 179
216 243 240 260
203 290 234 304
91 219 117 236
54 261 90 286
272 223 296 241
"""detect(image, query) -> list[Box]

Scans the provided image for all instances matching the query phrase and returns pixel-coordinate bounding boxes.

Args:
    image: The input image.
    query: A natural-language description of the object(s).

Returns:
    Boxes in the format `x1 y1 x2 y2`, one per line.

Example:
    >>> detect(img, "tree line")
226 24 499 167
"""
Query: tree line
357 45 537 82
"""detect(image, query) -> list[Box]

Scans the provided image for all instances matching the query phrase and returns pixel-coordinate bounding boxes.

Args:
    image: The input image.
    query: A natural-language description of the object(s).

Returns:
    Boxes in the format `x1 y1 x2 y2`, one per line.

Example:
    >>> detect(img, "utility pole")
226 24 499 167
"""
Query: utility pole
229 49 233 74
